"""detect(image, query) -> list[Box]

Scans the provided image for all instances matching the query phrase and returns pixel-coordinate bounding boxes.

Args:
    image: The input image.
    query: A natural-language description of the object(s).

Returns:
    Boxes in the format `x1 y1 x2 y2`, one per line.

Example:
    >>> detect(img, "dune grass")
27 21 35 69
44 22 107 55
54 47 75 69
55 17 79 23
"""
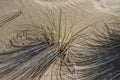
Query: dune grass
30 9 88 52
0 7 89 79
15 9 88 79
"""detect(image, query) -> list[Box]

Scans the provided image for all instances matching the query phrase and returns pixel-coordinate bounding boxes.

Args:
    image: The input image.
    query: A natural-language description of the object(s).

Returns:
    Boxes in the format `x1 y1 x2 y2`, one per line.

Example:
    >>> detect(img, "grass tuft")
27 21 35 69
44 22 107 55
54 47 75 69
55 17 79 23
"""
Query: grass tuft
32 10 88 52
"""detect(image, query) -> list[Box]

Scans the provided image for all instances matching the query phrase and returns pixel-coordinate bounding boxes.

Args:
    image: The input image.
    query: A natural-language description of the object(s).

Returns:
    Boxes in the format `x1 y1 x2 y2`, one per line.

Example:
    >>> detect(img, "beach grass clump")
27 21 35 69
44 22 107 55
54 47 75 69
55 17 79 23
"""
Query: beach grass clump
32 10 88 52
0 8 89 79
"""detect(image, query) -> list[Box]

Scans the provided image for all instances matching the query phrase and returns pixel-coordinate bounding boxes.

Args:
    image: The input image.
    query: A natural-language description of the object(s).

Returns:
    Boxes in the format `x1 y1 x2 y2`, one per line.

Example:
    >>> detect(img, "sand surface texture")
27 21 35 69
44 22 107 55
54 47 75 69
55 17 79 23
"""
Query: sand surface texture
0 0 119 80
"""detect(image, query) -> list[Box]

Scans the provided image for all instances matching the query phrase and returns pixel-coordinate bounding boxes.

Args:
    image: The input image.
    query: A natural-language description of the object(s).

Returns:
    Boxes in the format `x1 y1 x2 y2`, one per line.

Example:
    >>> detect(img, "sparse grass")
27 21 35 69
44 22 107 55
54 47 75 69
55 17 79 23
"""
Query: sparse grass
0 1 89 79
31 9 88 52
19 9 89 79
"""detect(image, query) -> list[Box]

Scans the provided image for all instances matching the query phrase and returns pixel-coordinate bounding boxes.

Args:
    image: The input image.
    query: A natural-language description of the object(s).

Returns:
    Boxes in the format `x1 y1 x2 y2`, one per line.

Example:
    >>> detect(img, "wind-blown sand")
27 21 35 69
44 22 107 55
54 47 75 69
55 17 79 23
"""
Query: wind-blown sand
0 0 119 80
0 0 116 42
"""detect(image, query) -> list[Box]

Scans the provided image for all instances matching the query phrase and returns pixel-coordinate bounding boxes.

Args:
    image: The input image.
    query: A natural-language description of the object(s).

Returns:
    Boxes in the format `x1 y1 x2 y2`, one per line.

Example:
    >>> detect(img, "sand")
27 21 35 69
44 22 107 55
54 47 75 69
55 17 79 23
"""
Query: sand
0 0 119 80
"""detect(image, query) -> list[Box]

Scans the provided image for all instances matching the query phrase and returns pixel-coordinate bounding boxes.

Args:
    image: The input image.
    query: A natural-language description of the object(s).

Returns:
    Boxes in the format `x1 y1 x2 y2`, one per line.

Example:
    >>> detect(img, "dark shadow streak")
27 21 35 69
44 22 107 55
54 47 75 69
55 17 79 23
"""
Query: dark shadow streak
0 10 22 27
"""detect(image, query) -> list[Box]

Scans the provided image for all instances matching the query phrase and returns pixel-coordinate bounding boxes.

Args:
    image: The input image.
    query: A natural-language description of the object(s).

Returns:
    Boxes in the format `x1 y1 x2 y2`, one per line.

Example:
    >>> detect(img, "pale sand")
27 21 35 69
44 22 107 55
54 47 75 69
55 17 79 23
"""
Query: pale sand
0 0 119 80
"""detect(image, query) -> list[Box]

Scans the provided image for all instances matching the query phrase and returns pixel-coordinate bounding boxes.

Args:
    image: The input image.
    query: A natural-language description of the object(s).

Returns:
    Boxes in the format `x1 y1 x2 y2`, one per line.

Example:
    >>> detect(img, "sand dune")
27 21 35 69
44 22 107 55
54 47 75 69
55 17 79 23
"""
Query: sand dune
0 0 120 80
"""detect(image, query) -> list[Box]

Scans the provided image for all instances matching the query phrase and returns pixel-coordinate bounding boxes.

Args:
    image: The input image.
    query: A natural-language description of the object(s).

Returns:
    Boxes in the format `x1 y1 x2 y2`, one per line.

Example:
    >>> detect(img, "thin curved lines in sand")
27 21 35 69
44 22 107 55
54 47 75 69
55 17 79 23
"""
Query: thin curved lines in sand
33 0 85 9
0 44 50 78
0 10 22 27
91 0 120 17
74 25 120 80
2 46 54 80
9 46 58 80
0 27 78 80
